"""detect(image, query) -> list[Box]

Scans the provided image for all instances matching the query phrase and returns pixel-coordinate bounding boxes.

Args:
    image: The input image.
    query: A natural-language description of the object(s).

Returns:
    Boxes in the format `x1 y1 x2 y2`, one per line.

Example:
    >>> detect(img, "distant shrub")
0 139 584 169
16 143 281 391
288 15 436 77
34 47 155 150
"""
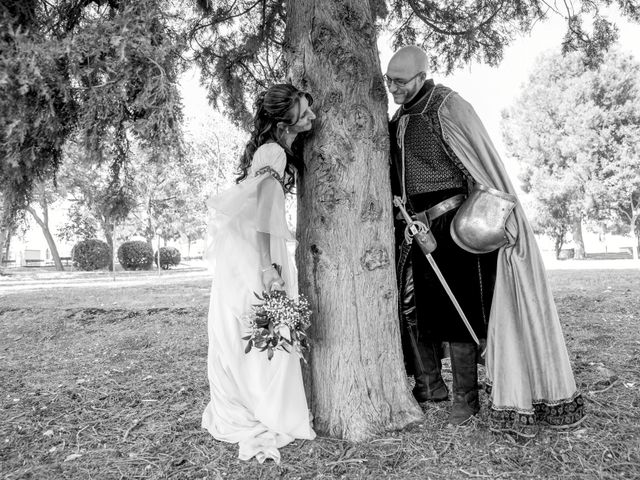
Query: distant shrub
118 241 154 270
72 239 111 271
155 246 181 270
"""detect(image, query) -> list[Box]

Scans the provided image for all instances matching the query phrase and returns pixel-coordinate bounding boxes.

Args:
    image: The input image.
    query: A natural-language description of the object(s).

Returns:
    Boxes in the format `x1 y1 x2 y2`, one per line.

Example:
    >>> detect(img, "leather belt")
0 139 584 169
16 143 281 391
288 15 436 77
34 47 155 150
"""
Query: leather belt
422 194 466 222
395 194 466 224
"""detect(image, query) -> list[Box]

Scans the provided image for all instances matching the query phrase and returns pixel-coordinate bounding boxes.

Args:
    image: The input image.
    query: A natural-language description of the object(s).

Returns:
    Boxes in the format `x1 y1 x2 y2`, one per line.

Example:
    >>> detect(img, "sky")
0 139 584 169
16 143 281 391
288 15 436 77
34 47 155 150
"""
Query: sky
181 9 640 187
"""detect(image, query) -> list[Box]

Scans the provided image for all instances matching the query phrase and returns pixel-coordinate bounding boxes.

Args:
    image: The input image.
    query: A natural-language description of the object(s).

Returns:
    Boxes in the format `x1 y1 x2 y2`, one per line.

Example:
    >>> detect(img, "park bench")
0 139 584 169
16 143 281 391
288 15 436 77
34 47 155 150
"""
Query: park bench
24 259 45 267
620 247 639 257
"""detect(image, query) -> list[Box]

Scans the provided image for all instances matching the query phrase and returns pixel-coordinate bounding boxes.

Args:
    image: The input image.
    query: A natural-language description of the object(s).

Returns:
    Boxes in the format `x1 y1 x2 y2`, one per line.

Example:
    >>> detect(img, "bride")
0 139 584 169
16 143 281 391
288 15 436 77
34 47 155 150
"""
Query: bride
202 84 317 464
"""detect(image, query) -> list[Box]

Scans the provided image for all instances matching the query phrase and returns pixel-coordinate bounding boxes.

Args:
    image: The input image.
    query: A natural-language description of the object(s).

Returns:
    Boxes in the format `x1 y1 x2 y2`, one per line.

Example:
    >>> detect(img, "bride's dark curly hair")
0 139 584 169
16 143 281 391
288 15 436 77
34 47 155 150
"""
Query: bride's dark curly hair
236 84 313 192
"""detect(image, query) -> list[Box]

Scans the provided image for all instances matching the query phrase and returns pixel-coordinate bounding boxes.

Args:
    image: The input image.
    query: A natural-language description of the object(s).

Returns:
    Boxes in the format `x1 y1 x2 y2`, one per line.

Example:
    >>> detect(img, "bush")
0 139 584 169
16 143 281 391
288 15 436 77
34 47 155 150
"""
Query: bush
118 241 154 270
72 239 111 271
154 246 181 270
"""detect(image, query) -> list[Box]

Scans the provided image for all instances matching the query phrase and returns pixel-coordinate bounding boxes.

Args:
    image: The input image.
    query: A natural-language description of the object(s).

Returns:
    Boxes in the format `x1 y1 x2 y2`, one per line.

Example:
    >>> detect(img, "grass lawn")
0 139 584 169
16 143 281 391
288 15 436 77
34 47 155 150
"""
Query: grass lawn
1 269 639 479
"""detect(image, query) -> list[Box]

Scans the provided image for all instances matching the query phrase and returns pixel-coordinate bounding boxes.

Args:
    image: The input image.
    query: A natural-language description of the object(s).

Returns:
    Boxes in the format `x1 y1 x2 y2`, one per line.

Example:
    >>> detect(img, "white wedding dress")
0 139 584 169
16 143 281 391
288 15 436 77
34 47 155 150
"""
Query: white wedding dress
202 143 315 464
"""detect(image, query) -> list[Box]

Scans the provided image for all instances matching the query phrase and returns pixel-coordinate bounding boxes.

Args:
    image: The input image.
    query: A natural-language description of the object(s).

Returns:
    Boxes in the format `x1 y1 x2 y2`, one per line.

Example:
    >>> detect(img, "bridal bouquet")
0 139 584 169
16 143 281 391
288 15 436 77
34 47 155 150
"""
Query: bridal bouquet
242 290 312 361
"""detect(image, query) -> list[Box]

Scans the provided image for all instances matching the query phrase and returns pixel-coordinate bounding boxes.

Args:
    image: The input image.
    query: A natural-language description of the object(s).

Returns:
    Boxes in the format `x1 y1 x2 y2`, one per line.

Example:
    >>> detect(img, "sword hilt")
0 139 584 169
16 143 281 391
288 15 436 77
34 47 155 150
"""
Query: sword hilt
394 196 476 345
393 196 414 225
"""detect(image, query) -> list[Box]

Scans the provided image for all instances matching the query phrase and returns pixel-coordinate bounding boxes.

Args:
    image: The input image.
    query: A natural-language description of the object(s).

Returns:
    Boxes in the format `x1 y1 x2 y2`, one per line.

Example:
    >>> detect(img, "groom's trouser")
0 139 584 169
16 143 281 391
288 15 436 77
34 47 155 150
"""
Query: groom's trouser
401 259 448 402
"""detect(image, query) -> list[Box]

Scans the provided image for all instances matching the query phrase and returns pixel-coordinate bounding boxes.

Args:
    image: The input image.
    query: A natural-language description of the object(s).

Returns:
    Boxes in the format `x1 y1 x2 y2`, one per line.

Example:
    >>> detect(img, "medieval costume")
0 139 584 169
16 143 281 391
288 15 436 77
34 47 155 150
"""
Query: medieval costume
391 80 585 437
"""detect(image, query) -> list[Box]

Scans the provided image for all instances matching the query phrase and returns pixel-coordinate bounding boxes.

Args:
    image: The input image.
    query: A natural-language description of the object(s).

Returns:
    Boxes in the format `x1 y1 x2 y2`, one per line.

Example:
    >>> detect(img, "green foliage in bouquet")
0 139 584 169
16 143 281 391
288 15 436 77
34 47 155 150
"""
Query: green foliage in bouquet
154 246 181 270
71 239 111 271
242 290 312 361
118 241 154 271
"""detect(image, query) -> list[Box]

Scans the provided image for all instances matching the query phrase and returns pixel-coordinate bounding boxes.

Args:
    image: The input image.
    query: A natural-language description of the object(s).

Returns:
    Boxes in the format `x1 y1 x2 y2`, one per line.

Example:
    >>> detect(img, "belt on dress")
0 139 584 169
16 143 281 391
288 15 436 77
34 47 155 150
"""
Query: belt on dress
414 193 466 224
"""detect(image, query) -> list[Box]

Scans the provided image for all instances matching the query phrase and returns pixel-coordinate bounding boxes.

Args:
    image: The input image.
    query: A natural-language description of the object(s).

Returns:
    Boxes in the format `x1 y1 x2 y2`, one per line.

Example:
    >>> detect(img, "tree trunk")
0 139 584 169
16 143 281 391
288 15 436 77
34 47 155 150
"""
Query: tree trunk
286 0 422 441
3 229 12 261
0 196 14 274
631 211 639 262
553 235 564 260
26 206 64 271
101 220 116 270
0 226 7 274
571 218 586 259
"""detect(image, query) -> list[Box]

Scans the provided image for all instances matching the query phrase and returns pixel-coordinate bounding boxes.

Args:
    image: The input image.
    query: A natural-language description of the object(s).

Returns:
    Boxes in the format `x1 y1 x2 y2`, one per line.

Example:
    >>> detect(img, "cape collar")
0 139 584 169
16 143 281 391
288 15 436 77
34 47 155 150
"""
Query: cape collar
401 79 435 112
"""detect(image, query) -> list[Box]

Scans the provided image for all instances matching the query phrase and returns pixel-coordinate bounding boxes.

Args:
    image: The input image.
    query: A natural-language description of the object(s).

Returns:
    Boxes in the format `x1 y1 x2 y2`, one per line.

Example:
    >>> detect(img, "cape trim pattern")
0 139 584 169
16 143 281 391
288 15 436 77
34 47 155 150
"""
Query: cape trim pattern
485 382 586 438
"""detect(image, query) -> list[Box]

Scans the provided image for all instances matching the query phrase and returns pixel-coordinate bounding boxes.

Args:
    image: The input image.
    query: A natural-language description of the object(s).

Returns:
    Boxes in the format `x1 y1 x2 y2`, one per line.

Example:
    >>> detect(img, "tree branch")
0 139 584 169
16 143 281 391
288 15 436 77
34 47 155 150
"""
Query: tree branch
406 0 506 36
25 206 46 229
190 0 262 35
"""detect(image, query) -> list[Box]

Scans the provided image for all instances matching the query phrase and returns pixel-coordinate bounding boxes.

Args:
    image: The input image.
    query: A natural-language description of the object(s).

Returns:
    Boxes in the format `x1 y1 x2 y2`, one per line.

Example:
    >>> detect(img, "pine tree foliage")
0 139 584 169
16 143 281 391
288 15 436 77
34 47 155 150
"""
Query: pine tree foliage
190 0 288 126
190 0 639 124
1 0 186 233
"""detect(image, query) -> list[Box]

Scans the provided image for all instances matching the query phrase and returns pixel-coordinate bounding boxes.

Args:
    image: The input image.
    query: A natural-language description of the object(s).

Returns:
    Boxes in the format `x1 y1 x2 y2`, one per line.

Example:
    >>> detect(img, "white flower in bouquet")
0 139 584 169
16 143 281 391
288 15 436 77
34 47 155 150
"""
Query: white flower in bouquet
242 290 311 361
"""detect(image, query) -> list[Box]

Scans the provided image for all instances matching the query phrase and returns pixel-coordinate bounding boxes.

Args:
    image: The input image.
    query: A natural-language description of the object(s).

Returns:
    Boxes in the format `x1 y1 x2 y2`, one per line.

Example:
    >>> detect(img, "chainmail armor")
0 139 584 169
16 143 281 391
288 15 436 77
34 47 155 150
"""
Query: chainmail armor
392 83 473 199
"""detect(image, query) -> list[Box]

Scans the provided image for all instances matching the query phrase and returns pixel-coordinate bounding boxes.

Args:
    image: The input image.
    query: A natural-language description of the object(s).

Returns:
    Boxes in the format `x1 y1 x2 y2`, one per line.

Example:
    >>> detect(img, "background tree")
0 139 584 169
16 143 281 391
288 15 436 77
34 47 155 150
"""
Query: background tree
584 52 640 259
57 201 99 244
57 143 137 269
58 111 242 258
112 110 242 250
502 52 592 258
0 194 13 268
527 188 574 259
0 0 186 260
25 181 66 270
502 49 640 259
176 110 244 255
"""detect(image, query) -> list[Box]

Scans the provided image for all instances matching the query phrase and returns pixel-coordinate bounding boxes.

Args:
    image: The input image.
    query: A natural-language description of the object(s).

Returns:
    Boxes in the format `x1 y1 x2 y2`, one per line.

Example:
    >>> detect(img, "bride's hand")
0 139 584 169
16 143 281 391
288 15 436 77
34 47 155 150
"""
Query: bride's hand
261 265 285 292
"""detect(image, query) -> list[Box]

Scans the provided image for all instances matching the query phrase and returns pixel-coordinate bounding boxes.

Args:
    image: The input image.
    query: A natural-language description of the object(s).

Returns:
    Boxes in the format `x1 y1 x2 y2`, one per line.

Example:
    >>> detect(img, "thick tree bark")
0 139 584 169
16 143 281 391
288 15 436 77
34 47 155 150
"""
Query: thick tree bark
286 0 422 441
26 205 64 271
571 218 586 259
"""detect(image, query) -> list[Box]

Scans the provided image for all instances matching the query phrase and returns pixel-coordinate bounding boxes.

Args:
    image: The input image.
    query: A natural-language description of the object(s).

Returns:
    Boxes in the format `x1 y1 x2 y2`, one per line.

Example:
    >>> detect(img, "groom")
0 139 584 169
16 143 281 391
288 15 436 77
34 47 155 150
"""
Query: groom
386 46 497 425
386 45 585 436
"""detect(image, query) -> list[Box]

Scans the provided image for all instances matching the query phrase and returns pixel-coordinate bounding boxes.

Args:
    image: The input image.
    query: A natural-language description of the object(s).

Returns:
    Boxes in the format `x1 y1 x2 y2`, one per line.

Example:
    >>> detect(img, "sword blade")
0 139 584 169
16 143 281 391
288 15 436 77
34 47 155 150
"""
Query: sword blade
424 253 480 346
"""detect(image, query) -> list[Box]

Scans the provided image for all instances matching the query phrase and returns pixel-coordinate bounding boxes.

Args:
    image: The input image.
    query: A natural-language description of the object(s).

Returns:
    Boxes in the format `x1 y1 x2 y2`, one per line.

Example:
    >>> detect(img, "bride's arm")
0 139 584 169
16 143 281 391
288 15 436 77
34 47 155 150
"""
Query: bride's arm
256 176 285 292
257 232 284 291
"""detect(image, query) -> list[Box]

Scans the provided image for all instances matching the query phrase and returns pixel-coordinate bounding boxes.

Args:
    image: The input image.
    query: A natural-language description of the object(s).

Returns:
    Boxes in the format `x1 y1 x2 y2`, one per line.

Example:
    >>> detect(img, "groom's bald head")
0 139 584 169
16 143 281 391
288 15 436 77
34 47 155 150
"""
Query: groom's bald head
385 46 428 105
388 46 428 75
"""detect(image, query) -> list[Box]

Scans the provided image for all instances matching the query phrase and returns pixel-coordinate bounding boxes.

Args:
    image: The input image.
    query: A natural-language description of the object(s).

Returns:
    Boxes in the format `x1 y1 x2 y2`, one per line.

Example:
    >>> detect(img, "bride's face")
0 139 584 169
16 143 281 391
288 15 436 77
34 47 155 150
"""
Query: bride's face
288 97 316 133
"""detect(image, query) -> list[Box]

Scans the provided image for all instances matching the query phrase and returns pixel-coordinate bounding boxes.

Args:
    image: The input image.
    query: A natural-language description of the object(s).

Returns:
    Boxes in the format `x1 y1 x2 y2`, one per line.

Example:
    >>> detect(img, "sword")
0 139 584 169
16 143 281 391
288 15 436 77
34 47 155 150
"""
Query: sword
393 196 480 346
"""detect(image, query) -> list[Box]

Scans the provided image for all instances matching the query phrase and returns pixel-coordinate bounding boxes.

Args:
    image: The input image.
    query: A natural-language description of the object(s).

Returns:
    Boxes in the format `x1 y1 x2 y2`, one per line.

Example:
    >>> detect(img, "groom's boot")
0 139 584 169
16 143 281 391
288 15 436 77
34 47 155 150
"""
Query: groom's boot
412 339 449 403
401 260 448 403
449 342 480 424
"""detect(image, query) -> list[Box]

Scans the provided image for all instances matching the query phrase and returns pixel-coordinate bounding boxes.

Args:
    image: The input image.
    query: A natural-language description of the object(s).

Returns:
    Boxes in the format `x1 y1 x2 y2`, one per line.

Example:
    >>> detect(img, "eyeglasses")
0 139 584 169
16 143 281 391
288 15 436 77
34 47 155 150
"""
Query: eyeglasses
383 71 424 87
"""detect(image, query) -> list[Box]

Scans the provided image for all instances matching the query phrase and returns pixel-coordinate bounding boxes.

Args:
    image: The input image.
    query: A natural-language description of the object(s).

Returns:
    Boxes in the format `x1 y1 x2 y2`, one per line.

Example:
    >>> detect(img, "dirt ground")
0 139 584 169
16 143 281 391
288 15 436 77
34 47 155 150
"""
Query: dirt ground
1 268 639 479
